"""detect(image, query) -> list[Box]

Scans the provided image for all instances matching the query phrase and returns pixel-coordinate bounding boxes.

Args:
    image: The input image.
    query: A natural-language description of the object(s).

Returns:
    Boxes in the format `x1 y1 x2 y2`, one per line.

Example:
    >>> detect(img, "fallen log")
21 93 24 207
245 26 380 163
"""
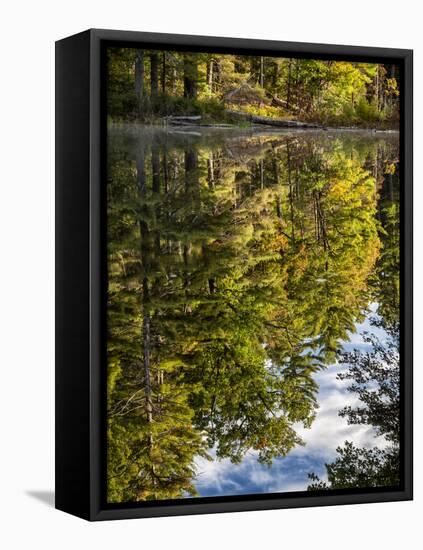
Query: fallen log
166 115 202 123
168 130 202 136
168 119 202 126
225 109 321 128
198 123 235 128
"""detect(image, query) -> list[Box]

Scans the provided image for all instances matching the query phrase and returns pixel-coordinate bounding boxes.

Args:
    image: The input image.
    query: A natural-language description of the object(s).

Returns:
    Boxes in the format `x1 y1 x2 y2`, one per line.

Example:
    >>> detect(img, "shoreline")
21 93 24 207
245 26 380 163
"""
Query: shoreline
108 120 400 134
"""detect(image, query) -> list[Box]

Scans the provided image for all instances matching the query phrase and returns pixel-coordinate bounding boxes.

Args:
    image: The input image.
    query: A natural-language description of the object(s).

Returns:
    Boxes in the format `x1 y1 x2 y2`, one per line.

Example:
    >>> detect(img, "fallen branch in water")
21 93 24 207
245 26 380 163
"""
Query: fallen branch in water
225 109 322 128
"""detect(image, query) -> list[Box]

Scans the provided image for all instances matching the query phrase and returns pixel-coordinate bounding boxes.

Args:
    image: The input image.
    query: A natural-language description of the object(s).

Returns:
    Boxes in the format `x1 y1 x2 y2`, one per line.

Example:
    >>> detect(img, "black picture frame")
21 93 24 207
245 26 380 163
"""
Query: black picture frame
55 28 413 521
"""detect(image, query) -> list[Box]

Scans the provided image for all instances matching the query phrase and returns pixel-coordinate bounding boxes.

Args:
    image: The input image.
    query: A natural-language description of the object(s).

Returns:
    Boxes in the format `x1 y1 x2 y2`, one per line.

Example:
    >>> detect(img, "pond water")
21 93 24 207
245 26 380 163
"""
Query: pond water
106 126 400 503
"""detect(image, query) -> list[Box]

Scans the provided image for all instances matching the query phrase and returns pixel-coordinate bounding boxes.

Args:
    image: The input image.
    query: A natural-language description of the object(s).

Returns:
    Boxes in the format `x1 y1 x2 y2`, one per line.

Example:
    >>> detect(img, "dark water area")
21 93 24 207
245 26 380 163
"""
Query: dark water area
106 125 400 503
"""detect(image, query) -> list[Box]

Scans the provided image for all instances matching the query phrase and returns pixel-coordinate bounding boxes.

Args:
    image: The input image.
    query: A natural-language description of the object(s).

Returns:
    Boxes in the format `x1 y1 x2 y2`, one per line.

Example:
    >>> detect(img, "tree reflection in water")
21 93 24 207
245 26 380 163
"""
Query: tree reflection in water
106 127 399 503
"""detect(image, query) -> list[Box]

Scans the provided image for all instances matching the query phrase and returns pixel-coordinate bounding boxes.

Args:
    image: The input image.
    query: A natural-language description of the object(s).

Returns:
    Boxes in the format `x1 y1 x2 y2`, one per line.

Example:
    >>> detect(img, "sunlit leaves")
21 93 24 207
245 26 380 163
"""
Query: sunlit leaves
106 130 398 502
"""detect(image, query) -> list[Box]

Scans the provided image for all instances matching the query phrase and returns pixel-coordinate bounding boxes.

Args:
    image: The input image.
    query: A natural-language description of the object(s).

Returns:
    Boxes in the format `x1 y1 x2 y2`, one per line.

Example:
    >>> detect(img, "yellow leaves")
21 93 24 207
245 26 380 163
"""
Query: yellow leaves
256 437 269 450
180 340 200 355
270 232 289 252
328 178 350 201
157 358 186 372
386 77 399 96
385 162 397 175
107 359 122 399
292 244 309 274
106 122 400 503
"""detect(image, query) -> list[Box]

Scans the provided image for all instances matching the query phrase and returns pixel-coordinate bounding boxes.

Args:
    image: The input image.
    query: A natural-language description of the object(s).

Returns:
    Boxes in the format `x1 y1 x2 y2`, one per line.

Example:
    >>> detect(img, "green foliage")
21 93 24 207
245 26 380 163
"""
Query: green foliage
142 95 228 121
372 161 400 331
308 322 400 491
355 97 380 122
107 47 400 127
338 330 399 442
308 442 400 490
106 129 398 503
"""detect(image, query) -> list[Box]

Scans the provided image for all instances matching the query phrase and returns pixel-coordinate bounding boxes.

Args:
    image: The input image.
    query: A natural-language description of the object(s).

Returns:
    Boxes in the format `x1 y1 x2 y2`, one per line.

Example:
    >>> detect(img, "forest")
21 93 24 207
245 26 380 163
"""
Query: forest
107 47 400 128
106 127 400 502
308 166 400 491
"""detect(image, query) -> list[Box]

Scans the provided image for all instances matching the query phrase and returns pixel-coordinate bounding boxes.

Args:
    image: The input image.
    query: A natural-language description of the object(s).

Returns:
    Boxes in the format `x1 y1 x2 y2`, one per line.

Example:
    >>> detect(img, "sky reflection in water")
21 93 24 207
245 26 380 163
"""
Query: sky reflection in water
195 309 387 496
107 128 399 502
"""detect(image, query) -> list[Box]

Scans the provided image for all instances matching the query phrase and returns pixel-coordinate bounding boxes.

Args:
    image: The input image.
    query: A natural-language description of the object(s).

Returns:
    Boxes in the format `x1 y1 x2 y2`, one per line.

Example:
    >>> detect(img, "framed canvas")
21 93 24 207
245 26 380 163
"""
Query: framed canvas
55 29 413 521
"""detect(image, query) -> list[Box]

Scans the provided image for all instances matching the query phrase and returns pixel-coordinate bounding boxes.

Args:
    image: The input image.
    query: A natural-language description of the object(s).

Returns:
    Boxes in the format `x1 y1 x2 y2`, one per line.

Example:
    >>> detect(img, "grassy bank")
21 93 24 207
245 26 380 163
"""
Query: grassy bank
108 93 399 130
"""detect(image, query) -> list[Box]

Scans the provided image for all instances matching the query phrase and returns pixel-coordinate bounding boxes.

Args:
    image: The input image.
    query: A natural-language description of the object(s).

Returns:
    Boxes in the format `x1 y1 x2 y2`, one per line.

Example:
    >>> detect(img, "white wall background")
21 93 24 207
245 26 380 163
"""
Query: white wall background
0 0 420 548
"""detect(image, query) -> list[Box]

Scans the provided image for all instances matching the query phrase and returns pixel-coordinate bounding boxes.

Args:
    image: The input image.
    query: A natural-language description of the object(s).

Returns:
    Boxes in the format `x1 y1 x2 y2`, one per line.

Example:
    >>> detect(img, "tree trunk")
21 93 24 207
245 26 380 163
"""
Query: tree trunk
184 55 198 99
207 59 214 92
152 146 161 251
260 159 264 189
276 195 282 220
259 56 264 88
136 147 153 425
161 52 166 94
287 142 295 242
389 64 396 109
135 50 145 107
207 155 215 189
142 286 153 424
163 151 169 194
150 53 159 97
272 61 279 89
170 66 177 94
287 59 292 109
152 147 160 193
184 149 199 196
250 57 257 83
295 60 300 113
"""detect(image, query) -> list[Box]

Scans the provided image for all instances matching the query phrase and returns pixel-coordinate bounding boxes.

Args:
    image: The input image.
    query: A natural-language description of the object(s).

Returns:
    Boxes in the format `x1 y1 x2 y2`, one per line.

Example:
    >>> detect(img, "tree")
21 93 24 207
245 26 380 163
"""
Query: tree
107 47 399 126
150 52 159 97
184 54 198 99
308 325 400 491
307 442 400 490
134 50 144 106
372 154 400 332
338 330 399 442
106 128 398 502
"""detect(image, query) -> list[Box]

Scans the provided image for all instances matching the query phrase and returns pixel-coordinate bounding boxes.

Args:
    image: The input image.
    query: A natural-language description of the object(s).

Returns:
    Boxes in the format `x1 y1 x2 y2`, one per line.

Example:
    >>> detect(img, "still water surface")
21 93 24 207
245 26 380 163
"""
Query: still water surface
106 126 399 502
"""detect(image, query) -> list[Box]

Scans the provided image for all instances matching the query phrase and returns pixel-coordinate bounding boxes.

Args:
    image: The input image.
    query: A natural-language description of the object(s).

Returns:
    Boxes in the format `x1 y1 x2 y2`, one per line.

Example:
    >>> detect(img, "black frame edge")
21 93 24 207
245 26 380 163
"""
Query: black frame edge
55 28 413 521
55 30 92 520
401 48 413 502
89 28 412 60
92 488 411 521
